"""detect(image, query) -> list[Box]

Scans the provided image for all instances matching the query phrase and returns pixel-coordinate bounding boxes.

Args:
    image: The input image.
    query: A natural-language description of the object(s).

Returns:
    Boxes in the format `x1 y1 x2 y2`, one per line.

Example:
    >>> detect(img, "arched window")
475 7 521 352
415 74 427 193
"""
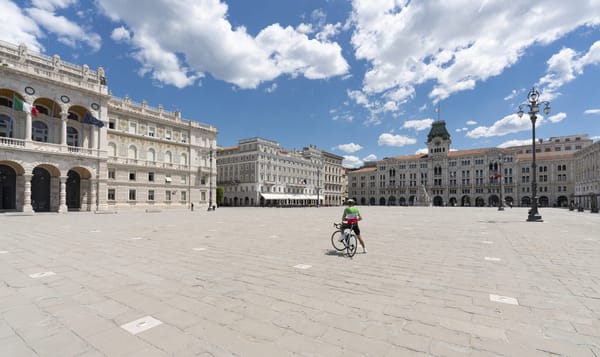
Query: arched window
108 142 117 157
0 114 11 138
67 127 79 146
68 112 79 121
147 148 156 162
128 145 137 159
32 121 48 142
180 153 187 165
0 97 11 108
165 151 172 163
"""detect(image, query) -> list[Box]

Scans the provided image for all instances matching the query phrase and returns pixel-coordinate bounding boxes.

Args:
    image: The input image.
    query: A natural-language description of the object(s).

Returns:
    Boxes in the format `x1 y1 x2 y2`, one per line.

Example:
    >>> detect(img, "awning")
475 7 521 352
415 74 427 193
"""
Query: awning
260 193 321 200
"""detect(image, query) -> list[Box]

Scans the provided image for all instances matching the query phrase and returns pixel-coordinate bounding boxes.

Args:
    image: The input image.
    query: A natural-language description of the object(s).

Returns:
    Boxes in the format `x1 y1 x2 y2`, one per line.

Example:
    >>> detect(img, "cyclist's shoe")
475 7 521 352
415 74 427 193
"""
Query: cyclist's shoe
363 247 367 254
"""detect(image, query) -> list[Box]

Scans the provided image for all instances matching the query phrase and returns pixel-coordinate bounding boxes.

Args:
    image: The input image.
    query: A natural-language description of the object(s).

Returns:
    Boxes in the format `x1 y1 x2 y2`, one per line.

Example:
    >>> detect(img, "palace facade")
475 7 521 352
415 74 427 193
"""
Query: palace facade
217 138 345 206
0 41 217 213
347 121 594 209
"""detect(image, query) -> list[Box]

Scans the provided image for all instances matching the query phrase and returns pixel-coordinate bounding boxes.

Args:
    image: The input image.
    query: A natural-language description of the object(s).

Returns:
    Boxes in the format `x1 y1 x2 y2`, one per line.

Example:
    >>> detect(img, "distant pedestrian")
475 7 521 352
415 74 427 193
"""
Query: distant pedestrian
191 203 194 211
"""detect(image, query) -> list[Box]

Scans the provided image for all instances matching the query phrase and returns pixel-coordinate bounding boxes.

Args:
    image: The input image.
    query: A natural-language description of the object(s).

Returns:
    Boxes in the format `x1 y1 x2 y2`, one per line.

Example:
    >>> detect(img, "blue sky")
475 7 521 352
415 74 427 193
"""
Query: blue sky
2 0 599 167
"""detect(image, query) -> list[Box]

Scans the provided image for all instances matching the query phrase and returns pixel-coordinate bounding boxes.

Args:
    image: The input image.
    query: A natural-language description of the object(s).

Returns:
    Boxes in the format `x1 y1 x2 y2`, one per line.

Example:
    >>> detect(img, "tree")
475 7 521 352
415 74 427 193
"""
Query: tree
216 186 224 206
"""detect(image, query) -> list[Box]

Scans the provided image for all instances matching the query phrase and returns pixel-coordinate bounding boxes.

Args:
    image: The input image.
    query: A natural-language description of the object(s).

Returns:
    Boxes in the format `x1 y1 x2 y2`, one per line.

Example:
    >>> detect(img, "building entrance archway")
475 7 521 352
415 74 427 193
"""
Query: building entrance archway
433 196 443 206
0 164 16 210
32 167 51 212
66 170 81 210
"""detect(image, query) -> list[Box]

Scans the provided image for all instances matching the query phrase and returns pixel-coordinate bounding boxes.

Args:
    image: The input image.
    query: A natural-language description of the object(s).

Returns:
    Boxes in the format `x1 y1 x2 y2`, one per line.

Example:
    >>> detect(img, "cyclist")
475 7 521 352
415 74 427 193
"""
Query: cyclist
341 199 366 253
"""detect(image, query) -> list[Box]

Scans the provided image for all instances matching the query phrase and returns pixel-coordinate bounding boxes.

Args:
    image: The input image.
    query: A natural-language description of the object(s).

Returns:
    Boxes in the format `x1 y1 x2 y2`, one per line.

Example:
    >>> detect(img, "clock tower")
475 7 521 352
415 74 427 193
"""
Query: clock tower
426 121 451 156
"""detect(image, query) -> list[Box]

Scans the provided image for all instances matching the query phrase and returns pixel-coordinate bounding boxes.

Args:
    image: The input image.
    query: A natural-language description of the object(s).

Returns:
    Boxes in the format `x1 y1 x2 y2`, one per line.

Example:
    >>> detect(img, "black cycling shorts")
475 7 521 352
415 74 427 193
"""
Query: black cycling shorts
342 223 360 235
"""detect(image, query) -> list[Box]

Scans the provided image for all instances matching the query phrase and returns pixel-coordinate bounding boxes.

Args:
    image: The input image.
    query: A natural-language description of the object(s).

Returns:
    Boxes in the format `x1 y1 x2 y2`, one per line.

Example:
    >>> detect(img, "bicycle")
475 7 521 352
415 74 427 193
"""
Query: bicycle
331 222 358 257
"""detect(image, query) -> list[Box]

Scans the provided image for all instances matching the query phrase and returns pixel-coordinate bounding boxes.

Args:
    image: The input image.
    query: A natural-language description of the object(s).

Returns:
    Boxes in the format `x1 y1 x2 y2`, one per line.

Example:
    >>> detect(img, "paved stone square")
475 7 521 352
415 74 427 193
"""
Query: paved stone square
1 207 599 356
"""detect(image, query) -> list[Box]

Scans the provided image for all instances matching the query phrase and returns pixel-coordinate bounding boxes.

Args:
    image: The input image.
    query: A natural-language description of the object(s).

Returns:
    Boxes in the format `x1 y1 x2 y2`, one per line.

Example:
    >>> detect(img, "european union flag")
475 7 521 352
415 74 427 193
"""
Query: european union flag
84 112 104 128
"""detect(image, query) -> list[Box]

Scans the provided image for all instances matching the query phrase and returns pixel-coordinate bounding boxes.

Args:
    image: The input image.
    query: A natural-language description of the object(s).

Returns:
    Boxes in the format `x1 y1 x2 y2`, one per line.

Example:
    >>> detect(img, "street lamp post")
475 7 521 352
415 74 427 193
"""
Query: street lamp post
207 148 214 211
518 87 550 222
497 155 504 211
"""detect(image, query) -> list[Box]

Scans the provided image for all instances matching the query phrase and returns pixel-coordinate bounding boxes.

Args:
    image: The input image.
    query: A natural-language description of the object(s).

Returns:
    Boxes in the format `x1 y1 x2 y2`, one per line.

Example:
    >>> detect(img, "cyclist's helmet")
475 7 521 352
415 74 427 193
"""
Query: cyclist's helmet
347 199 355 205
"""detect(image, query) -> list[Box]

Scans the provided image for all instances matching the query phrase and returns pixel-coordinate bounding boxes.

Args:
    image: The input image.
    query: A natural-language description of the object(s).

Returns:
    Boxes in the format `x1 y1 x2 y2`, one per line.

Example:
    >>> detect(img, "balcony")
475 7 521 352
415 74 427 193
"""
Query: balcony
108 156 189 171
0 137 102 157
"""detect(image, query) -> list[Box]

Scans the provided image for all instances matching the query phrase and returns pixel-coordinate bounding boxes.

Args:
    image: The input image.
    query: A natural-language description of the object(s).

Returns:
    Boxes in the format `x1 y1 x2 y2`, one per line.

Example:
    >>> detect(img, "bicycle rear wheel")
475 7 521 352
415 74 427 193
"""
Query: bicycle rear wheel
331 230 345 251
346 233 357 257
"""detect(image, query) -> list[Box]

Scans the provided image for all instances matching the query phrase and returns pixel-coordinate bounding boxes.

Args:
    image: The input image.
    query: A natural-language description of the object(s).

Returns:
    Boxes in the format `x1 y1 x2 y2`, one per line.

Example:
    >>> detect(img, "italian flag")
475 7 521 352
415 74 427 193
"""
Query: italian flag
13 96 39 116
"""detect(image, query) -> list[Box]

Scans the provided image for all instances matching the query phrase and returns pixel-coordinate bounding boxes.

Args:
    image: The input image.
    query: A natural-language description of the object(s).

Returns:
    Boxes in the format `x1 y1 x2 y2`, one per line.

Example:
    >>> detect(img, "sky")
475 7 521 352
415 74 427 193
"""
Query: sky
1 0 599 168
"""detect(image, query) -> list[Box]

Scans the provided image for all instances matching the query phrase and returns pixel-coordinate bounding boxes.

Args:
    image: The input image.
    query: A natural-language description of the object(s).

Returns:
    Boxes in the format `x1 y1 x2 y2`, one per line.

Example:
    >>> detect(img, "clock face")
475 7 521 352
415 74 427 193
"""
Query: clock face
435 141 441 146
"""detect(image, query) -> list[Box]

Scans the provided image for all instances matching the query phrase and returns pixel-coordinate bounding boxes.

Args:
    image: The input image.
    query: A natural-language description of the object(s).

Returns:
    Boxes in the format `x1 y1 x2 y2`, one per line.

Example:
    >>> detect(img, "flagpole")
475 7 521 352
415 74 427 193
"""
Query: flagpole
10 94 15 138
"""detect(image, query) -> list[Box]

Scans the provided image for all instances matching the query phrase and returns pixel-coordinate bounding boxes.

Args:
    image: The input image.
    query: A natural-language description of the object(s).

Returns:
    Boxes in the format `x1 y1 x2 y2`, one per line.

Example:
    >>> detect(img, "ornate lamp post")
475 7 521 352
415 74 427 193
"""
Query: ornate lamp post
497 154 504 211
517 87 550 222
207 148 214 211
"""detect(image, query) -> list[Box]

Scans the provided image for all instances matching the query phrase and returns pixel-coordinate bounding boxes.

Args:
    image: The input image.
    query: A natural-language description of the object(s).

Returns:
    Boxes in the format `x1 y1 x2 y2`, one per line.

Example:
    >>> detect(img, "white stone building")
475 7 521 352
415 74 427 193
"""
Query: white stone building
217 138 344 207
0 41 217 213
574 140 600 212
347 121 593 208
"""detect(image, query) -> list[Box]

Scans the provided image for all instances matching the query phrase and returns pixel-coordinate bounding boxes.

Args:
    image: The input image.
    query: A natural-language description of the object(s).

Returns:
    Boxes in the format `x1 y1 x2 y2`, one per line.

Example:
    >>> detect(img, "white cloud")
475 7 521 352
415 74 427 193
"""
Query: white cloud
378 133 417 147
363 154 377 161
584 109 600 115
335 143 363 153
466 120 477 126
497 139 532 148
538 41 600 100
504 89 519 101
466 113 535 138
403 118 433 131
342 155 363 168
111 26 131 43
0 0 44 52
26 4 101 51
93 0 350 88
265 83 278 93
547 112 567 123
591 136 600 142
415 148 428 154
349 1 600 116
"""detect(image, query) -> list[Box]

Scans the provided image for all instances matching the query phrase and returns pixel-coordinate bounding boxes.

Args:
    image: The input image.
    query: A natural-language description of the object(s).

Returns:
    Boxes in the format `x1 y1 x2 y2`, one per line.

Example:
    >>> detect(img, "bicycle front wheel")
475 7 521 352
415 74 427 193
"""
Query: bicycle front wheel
346 234 357 257
331 230 345 251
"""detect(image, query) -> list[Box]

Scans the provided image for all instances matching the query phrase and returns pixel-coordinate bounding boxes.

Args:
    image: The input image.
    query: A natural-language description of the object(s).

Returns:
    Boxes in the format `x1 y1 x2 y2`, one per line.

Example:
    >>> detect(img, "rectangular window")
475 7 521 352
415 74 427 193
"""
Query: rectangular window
108 169 115 179
148 126 155 137
129 172 136 181
201 191 206 201
148 190 154 201
180 175 187 184
181 133 188 143
108 119 115 129
165 129 172 140
181 191 187 202
165 174 172 183
129 121 137 134
166 191 172 201
108 189 115 200
128 189 136 201
148 172 154 182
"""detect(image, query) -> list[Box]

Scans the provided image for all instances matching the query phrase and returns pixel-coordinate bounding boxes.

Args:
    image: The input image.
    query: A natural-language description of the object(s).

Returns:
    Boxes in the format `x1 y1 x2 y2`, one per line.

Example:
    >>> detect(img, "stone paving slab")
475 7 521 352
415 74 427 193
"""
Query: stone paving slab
0 206 599 356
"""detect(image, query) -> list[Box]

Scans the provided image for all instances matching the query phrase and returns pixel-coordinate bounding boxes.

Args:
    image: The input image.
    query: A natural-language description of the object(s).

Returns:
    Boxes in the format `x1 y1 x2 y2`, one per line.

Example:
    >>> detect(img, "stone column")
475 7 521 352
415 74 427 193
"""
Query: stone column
58 175 68 213
90 125 97 150
60 112 68 146
25 112 32 141
23 174 33 213
90 179 96 211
